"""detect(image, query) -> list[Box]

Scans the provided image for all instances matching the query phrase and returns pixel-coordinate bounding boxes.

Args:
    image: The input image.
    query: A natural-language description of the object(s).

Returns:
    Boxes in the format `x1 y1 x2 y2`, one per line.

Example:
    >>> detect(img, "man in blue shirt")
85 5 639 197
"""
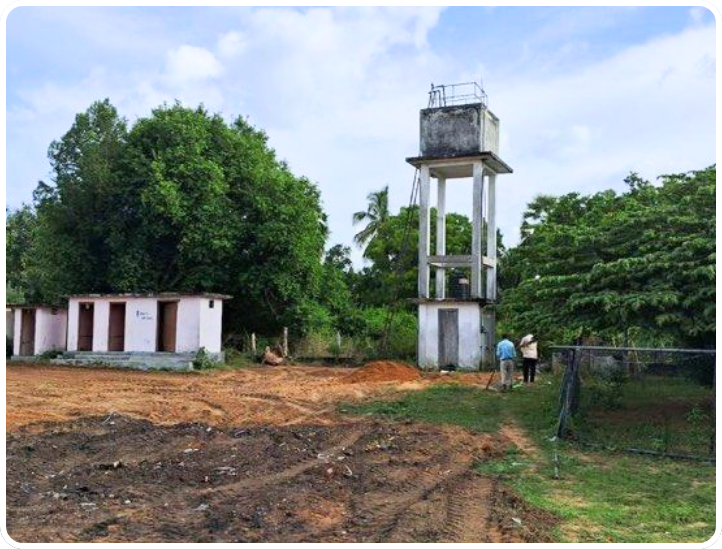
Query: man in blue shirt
496 333 516 391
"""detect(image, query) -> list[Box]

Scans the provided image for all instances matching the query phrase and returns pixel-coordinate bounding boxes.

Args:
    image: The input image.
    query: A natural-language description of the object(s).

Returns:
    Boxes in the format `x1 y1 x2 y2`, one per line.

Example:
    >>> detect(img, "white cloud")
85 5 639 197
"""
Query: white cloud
217 31 246 58
688 6 708 25
165 44 224 83
488 24 715 243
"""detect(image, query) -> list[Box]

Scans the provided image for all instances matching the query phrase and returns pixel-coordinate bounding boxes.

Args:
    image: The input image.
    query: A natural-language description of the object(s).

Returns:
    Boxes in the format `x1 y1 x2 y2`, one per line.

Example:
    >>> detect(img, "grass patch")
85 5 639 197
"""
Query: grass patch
577 376 714 456
345 384 505 432
345 377 716 543
223 353 256 370
509 448 716 543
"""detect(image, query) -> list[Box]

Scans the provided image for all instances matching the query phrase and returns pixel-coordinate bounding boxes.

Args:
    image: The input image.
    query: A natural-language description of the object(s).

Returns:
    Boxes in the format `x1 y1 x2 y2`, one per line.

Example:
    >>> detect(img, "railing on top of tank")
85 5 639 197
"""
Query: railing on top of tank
428 81 488 108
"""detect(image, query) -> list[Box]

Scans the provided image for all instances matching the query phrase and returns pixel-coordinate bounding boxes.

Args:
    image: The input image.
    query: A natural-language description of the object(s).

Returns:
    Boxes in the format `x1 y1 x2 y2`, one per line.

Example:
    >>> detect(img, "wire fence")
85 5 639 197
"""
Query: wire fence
552 345 715 461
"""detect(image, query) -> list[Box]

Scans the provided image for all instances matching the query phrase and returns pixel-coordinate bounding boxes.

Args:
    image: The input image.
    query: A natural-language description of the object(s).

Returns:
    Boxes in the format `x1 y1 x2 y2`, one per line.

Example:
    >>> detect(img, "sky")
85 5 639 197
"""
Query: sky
6 6 717 265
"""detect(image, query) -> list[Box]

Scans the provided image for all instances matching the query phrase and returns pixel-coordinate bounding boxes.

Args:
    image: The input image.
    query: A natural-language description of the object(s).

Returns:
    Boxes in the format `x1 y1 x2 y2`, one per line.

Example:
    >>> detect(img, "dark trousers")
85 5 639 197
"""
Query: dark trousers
523 358 537 383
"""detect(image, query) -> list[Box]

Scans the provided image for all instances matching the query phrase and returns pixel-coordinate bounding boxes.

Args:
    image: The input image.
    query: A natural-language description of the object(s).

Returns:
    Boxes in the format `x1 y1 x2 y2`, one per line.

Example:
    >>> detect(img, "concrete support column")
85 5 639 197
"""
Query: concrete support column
471 161 484 298
435 177 446 299
486 172 497 301
418 165 431 298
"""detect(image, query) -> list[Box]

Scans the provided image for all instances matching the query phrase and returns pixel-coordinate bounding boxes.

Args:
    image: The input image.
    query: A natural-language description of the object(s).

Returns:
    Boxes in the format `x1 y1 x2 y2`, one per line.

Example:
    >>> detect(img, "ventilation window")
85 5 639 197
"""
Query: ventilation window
209 300 215 309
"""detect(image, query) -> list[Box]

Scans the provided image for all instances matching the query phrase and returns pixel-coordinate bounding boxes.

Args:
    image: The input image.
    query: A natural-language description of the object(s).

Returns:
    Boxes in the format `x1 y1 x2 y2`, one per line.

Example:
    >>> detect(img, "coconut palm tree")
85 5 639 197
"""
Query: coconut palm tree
352 186 389 248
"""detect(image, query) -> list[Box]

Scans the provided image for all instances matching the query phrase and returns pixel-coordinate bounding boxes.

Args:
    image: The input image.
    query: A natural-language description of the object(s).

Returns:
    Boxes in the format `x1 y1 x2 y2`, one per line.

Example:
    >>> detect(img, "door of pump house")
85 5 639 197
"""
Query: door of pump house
438 308 459 369
78 303 94 351
19 309 36 356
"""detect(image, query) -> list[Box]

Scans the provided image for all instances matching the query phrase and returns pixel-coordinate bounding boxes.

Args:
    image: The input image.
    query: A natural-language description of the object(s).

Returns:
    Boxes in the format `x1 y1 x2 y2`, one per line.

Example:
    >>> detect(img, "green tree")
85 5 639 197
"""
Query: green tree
352 185 389 248
324 243 354 274
23 100 328 335
500 166 716 348
115 105 328 334
6 205 37 300
27 99 128 302
357 206 477 306
316 245 357 332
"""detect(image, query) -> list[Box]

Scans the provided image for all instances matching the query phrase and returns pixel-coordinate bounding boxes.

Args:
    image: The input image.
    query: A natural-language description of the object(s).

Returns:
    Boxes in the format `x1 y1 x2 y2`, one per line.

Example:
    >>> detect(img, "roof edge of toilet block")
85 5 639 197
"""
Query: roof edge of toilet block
7 302 65 309
66 292 232 300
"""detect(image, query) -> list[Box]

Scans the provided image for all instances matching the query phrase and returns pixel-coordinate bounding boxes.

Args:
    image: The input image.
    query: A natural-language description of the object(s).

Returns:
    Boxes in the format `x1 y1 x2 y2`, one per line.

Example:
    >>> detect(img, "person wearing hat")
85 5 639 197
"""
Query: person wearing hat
519 333 538 383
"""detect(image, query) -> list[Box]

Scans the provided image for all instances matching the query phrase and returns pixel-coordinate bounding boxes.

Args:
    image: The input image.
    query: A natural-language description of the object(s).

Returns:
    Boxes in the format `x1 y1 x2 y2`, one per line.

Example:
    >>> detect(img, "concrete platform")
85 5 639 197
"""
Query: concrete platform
48 351 225 371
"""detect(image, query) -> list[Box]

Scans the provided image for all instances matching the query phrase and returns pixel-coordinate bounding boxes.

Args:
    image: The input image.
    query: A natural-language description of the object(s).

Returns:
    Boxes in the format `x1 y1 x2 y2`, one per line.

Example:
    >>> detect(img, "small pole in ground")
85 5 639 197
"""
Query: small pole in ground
251 333 257 356
485 368 496 390
283 327 289 358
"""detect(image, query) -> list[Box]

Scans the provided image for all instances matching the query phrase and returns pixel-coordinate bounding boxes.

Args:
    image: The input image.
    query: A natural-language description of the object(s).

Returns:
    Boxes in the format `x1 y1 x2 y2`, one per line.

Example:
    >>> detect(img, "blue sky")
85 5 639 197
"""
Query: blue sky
6 6 716 263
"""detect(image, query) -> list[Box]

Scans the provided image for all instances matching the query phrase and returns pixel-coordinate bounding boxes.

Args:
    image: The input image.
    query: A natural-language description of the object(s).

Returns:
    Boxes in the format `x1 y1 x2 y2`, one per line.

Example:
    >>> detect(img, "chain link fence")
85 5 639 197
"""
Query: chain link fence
553 346 715 460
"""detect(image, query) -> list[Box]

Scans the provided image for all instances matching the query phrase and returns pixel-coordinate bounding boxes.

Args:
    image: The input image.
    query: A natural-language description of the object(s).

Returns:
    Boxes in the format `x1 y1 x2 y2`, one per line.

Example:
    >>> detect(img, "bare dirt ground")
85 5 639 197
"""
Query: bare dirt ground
6 363 553 542
6 362 494 431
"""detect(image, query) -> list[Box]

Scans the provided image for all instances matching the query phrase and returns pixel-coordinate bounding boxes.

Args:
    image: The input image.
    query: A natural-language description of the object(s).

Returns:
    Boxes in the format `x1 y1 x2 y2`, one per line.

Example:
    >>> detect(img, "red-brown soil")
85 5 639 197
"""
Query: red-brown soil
6 363 426 431
6 363 495 431
342 360 422 384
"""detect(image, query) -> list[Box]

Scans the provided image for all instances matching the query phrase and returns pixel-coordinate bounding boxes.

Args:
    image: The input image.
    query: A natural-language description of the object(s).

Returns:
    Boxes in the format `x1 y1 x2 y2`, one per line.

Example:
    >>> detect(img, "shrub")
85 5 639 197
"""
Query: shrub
293 299 335 335
192 347 218 370
355 307 417 360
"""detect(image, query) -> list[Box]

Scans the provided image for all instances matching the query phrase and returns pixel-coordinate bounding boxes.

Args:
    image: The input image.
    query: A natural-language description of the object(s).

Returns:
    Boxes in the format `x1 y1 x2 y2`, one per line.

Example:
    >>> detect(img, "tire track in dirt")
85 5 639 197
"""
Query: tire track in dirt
440 472 503 542
347 429 503 542
7 364 556 542
372 465 471 542
229 392 324 416
196 426 366 498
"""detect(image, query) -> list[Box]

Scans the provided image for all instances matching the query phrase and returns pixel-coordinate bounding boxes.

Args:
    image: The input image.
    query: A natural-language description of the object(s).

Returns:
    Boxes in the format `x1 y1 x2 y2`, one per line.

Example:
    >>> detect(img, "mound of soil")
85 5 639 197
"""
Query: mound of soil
343 361 422 384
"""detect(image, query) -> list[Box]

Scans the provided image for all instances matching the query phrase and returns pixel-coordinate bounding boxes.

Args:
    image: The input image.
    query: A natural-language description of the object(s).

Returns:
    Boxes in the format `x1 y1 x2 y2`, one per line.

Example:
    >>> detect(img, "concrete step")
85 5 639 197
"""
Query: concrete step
62 352 132 358
51 351 214 372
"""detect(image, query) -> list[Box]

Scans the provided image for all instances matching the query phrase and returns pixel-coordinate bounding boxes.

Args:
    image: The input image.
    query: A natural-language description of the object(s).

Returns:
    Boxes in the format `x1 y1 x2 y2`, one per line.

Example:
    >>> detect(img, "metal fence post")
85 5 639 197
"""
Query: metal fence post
711 368 716 456
557 349 573 438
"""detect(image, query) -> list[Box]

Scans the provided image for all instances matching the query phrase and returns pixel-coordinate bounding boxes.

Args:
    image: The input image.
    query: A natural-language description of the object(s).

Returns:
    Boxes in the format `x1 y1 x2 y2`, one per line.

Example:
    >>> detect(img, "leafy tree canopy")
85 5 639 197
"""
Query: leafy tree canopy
352 186 389 249
356 205 489 306
6 205 37 300
499 167 716 348
17 100 328 334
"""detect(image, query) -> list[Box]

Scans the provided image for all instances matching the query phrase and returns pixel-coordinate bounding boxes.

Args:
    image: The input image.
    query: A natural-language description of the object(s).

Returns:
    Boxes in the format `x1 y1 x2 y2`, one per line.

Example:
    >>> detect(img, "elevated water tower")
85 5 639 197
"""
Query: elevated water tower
407 82 512 370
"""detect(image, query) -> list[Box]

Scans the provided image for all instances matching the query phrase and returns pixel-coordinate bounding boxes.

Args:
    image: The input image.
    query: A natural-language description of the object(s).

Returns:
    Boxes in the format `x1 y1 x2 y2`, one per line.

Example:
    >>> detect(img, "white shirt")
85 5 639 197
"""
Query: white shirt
519 334 538 359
